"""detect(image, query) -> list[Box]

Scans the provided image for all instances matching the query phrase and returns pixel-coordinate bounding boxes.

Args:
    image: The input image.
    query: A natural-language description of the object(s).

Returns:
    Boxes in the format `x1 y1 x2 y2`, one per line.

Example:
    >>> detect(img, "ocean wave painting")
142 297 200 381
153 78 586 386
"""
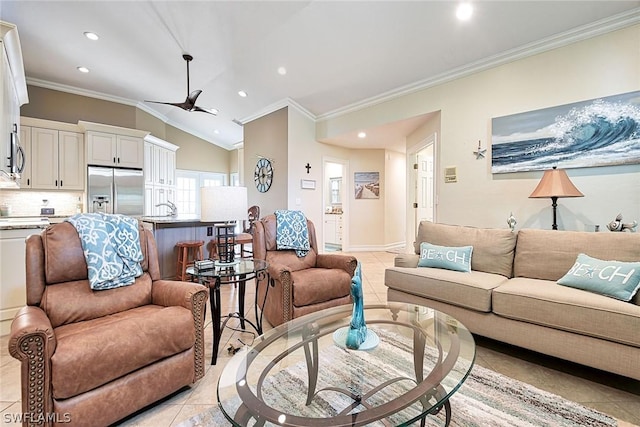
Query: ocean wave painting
491 91 640 173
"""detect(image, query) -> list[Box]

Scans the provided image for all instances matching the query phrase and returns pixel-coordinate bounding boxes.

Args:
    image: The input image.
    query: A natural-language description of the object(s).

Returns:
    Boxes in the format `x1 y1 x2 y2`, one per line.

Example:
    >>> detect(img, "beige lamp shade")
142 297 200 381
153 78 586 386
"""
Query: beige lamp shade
529 167 583 199
201 186 248 221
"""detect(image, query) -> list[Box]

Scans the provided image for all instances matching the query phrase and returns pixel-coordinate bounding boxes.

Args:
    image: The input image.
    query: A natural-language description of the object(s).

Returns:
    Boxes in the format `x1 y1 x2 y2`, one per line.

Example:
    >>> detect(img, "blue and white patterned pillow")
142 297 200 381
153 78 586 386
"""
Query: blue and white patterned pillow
557 253 640 302
275 210 310 257
66 213 143 290
418 242 473 272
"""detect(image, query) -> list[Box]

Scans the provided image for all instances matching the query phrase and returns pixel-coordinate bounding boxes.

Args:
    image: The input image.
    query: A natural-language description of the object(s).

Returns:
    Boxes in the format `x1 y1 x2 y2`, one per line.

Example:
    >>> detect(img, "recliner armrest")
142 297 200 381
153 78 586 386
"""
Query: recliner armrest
9 306 57 360
151 280 208 310
316 254 357 276
268 261 293 281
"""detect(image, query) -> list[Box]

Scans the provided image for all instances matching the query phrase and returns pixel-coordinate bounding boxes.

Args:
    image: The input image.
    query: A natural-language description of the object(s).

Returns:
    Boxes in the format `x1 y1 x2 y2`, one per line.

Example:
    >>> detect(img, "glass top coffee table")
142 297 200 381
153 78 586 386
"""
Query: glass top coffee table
218 303 475 426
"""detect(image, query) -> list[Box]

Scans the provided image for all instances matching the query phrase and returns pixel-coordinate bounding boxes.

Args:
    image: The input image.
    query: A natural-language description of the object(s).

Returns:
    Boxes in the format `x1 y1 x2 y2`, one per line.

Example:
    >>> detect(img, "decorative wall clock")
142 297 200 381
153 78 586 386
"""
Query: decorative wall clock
254 157 273 193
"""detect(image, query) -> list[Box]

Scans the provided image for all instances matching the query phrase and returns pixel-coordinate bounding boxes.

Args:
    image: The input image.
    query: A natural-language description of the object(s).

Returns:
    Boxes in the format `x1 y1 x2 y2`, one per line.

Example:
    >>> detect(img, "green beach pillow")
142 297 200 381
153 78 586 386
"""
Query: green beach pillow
557 253 640 302
418 242 473 272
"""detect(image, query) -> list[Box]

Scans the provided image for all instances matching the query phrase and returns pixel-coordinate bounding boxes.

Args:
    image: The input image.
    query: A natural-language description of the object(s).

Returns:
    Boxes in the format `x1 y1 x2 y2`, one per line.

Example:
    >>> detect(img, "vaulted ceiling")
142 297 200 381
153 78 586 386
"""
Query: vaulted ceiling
3 1 639 152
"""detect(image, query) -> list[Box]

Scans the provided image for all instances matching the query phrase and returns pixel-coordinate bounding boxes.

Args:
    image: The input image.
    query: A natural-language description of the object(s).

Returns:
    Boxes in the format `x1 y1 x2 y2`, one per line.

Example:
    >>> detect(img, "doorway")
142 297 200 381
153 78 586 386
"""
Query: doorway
323 159 347 252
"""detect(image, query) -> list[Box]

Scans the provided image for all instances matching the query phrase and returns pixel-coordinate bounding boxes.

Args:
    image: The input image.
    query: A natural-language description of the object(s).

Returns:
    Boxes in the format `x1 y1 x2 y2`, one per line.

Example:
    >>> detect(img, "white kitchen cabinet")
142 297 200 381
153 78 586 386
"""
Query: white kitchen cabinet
86 131 144 168
143 135 179 215
0 227 44 335
29 127 84 190
324 214 343 245
18 125 31 187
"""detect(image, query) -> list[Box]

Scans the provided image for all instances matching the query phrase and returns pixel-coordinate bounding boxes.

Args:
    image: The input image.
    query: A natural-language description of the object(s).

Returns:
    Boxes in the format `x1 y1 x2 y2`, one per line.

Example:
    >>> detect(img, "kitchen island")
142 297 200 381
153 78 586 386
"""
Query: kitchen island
140 216 225 280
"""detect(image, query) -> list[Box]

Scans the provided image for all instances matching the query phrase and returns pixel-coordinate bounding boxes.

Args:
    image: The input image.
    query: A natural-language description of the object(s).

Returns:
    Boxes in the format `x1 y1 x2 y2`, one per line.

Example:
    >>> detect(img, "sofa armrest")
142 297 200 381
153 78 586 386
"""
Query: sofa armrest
316 254 357 276
151 280 208 310
9 306 57 421
395 254 419 268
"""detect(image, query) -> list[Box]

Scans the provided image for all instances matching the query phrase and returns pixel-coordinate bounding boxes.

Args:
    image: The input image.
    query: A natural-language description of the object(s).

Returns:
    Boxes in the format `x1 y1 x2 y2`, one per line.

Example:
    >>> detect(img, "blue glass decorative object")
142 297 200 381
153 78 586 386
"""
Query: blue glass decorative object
333 262 379 350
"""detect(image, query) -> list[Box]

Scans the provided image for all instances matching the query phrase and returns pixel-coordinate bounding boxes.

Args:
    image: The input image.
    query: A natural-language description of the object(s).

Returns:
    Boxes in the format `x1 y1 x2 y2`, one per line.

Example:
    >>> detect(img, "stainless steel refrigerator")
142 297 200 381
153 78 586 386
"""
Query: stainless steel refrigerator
87 166 144 216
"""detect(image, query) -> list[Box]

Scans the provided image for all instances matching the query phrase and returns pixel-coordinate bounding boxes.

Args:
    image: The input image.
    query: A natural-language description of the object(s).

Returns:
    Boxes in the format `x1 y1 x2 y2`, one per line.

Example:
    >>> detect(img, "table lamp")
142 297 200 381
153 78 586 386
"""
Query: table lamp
529 166 583 230
201 186 248 265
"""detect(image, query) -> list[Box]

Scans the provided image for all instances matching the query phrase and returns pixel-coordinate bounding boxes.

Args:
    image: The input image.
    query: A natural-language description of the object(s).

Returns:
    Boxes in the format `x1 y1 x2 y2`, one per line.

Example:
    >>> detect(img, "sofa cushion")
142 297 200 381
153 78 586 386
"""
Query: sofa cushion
557 254 640 302
493 278 640 348
413 222 517 277
51 304 196 400
385 267 509 312
291 268 351 306
418 242 473 272
514 229 640 282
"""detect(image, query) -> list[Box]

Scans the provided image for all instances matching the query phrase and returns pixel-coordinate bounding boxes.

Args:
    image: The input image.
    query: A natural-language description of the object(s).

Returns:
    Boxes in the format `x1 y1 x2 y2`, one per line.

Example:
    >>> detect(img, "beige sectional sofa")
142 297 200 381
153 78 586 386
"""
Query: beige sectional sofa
385 221 640 381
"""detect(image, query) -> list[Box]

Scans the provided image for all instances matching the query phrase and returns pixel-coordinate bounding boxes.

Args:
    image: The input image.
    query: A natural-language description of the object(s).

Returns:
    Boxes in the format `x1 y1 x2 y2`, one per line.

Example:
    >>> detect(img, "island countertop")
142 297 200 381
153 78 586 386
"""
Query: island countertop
139 215 226 229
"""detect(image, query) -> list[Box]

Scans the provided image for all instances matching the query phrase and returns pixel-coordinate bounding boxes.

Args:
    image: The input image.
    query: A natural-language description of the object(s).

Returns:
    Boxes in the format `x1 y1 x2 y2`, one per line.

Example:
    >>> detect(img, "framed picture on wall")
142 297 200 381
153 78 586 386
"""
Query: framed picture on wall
354 172 379 199
491 90 640 173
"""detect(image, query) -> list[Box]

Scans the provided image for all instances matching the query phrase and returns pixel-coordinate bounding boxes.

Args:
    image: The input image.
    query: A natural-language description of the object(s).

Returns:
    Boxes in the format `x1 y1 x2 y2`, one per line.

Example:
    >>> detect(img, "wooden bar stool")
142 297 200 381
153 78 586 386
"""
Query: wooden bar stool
176 240 204 281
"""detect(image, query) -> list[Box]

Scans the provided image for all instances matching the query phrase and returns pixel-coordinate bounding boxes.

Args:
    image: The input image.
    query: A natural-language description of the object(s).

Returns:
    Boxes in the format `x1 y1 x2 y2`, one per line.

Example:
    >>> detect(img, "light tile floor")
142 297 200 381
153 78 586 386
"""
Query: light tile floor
1 251 639 426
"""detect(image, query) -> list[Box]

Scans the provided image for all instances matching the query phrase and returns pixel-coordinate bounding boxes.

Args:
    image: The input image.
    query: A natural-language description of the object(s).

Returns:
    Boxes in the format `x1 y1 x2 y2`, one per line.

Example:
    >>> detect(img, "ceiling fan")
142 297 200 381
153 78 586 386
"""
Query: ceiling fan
145 54 217 115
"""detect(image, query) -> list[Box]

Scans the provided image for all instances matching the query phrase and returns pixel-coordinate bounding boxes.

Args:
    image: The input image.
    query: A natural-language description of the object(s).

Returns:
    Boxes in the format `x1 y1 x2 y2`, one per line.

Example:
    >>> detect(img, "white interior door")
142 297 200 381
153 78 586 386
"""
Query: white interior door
415 142 435 230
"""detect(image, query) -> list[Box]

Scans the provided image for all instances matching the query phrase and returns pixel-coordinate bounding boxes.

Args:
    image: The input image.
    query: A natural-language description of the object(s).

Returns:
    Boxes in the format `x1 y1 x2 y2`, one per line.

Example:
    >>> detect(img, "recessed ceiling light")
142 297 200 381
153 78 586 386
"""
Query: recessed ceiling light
214 129 220 134
84 31 99 41
77 66 90 73
358 132 367 139
238 90 248 98
277 66 287 76
456 3 473 21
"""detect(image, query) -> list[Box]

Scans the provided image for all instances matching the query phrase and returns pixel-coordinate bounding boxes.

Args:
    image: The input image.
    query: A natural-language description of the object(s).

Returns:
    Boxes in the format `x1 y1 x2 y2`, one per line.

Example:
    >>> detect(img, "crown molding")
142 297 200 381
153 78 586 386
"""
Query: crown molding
27 77 138 106
238 97 317 125
317 7 640 121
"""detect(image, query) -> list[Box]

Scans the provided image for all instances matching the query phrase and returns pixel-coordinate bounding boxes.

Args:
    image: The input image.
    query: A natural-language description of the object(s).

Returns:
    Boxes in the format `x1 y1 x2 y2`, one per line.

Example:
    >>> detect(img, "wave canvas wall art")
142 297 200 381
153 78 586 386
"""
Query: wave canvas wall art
491 91 640 173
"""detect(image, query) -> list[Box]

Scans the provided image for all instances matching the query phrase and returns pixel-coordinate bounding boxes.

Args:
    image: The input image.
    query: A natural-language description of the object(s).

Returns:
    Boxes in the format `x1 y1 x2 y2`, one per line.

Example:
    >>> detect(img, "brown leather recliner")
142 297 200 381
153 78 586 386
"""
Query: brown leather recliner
8 221 208 427
253 214 357 327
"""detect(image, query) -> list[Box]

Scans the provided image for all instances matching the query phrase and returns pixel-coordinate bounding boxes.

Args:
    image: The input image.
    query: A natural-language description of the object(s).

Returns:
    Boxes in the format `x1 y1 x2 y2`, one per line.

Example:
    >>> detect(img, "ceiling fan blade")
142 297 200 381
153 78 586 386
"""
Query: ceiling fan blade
187 89 202 104
144 101 192 110
191 105 217 115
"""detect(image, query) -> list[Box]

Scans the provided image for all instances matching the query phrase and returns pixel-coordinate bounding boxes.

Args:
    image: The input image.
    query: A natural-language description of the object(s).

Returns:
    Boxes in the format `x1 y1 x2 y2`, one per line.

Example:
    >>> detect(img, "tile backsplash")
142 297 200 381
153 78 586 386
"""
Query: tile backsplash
0 190 84 217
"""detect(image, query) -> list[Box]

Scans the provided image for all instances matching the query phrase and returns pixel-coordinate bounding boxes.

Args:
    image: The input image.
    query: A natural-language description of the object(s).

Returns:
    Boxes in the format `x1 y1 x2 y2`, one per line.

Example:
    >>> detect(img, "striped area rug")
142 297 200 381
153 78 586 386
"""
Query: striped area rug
182 328 617 427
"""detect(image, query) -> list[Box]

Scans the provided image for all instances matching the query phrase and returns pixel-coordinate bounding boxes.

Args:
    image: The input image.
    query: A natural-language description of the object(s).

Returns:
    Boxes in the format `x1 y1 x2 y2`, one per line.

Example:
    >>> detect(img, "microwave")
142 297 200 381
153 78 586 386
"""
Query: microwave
3 123 25 182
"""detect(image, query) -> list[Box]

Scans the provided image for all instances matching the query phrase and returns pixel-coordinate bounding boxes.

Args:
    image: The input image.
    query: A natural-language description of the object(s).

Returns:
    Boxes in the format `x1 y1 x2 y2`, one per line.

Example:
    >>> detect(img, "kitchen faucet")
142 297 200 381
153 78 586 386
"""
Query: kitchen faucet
156 201 178 217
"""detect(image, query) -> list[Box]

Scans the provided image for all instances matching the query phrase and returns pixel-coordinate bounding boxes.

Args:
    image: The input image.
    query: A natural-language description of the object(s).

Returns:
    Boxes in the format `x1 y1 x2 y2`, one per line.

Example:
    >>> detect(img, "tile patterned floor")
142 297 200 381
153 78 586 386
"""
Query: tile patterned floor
1 251 639 426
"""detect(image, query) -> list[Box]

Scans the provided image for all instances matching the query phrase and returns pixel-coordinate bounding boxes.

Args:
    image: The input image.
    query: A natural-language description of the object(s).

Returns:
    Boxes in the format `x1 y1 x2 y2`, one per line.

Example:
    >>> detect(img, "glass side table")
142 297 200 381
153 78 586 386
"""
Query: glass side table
186 259 269 365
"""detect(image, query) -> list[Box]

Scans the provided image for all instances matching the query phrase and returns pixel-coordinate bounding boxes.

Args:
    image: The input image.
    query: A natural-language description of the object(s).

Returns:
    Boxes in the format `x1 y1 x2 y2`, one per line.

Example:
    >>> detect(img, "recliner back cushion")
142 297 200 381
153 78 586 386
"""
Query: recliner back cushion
41 221 148 284
514 229 640 282
414 222 517 278
37 221 152 327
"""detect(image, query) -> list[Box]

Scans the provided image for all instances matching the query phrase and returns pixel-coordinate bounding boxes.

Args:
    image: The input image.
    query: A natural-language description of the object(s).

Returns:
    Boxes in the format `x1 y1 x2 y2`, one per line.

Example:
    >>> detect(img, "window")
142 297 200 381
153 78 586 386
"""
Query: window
175 170 227 216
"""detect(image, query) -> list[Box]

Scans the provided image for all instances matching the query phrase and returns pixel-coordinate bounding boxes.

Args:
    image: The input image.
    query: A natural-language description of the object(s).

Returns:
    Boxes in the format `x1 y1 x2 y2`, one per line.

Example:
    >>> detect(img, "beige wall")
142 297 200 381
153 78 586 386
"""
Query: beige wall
318 24 640 233
243 107 288 214
165 126 229 173
22 85 136 128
